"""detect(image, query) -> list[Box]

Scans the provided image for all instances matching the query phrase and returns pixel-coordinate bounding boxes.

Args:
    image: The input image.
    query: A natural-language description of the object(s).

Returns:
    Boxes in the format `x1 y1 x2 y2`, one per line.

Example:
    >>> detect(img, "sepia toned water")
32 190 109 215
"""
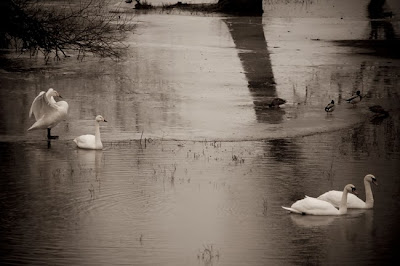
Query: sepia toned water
1 0 400 265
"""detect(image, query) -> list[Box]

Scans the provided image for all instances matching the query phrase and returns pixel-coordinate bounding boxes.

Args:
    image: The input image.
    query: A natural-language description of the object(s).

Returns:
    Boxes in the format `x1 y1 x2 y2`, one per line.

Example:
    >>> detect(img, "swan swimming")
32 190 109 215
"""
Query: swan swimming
325 100 335 113
73 115 107 150
28 88 69 139
317 174 377 209
346 90 362 106
282 184 357 215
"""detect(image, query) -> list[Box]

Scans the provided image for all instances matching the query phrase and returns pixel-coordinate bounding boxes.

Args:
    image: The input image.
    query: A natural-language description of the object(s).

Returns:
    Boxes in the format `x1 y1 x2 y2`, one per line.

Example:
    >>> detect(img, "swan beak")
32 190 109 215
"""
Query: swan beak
372 180 378 186
104 119 108 122
353 191 358 195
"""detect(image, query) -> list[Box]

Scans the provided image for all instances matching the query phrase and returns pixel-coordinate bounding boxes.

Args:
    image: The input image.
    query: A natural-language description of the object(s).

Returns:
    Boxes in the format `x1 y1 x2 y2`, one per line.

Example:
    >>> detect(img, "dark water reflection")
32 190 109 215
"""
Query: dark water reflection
223 17 282 124
333 0 400 58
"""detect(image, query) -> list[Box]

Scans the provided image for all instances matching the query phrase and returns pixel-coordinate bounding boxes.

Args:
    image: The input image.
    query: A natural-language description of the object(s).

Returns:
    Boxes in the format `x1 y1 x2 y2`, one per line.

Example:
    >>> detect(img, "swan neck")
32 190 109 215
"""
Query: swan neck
95 121 102 147
339 187 349 215
45 91 56 106
364 179 374 208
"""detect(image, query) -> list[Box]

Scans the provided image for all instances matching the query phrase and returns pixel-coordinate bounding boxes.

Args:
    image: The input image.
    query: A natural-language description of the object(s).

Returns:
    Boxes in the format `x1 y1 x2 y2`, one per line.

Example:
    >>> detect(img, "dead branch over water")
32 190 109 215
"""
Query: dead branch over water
0 0 133 61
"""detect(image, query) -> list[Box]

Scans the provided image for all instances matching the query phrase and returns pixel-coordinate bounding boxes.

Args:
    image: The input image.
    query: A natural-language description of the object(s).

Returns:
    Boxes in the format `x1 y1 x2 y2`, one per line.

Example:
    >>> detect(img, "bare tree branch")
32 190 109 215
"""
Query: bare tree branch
0 0 133 61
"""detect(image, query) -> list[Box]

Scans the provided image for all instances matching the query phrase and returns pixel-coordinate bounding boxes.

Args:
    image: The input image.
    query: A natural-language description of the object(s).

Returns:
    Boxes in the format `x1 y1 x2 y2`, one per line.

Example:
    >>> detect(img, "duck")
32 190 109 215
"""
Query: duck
73 115 107 150
269 98 287 108
282 184 357 215
317 174 377 209
325 100 335 113
346 90 362 106
28 88 69 139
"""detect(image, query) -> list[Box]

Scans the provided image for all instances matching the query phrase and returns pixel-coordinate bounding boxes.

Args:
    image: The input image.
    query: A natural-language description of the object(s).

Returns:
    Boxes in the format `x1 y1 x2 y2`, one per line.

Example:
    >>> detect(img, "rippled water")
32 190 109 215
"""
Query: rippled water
1 130 400 265
1 0 400 265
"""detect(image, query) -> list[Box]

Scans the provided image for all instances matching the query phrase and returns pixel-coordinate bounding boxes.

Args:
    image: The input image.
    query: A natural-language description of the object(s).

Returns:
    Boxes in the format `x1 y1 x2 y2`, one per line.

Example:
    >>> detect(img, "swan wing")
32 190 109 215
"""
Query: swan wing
73 135 96 149
318 190 365 208
29 91 57 120
29 91 45 119
282 206 302 214
317 190 342 207
291 196 339 215
55 101 69 116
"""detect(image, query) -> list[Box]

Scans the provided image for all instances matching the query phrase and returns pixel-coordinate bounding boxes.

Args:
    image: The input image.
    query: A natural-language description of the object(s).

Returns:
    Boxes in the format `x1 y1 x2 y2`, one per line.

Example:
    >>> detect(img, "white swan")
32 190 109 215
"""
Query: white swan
282 184 357 215
28 88 69 139
73 115 107 150
317 174 377 209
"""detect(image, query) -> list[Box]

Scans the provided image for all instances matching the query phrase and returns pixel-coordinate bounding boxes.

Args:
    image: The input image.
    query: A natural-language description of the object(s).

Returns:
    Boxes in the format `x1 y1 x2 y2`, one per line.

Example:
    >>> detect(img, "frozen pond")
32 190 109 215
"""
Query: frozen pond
1 0 400 265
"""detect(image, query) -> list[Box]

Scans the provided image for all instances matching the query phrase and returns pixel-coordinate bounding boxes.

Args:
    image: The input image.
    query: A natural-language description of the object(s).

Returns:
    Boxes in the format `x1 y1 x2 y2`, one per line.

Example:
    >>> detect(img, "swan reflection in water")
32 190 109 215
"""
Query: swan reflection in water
290 214 336 228
75 148 104 175
290 209 372 228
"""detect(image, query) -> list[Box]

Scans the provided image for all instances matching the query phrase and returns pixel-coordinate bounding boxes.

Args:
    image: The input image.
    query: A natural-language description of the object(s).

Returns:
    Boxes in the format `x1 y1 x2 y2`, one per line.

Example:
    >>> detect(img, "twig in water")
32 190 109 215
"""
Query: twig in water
140 130 144 146
197 244 220 263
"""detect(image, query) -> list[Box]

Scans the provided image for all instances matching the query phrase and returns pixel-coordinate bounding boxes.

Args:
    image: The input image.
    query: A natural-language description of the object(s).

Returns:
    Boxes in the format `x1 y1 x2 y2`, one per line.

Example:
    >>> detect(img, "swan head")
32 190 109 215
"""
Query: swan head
47 88 62 98
95 115 107 123
365 174 378 186
345 184 357 195
356 90 361 96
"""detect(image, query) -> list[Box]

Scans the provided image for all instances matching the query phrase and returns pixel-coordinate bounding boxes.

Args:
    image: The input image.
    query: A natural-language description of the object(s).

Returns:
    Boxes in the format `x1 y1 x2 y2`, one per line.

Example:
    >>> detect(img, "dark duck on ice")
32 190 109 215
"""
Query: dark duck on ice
325 100 335 113
346 90 362 106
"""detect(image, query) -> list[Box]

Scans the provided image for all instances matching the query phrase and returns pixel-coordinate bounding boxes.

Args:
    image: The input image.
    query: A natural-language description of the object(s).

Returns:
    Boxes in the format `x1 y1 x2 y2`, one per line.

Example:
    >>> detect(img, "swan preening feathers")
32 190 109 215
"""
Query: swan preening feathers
317 174 378 209
73 115 107 150
282 184 357 216
28 89 107 150
28 88 69 139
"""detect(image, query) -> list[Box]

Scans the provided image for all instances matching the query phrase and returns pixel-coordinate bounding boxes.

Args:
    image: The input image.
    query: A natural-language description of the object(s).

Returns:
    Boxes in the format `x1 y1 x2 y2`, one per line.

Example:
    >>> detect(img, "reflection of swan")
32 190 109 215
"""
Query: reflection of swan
76 149 103 165
290 213 336 228
76 149 104 178
325 100 335 113
345 209 370 218
346 90 362 105
282 184 357 215
317 174 378 209
28 88 69 139
73 115 107 150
